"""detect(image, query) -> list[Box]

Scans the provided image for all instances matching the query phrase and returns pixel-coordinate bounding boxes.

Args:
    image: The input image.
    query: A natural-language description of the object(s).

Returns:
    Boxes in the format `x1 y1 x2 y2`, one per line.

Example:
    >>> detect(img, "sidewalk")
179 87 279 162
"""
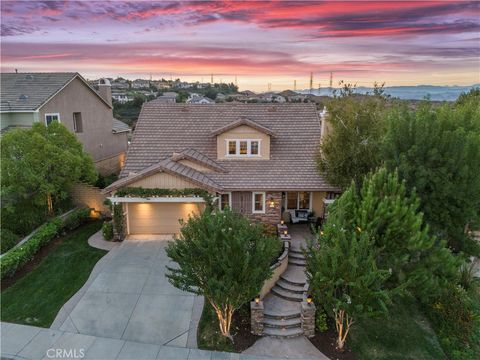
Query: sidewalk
1 322 321 360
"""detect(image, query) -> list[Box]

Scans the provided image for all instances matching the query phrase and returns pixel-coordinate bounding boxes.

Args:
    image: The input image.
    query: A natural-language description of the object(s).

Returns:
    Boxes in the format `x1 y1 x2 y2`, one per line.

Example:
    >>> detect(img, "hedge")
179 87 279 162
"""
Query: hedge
102 221 114 241
1 229 20 255
0 208 93 280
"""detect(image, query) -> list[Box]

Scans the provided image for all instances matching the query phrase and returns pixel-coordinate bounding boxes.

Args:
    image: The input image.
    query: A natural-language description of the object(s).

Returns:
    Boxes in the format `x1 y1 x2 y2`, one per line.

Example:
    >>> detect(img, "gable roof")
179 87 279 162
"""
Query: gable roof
210 116 275 137
120 103 336 191
171 148 227 173
104 156 223 193
0 72 112 112
112 118 131 134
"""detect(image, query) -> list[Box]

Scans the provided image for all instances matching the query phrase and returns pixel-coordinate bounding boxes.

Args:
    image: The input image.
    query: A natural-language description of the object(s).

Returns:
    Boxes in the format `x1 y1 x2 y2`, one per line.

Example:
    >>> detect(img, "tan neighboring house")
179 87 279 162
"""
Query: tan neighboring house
0 72 130 175
104 103 339 236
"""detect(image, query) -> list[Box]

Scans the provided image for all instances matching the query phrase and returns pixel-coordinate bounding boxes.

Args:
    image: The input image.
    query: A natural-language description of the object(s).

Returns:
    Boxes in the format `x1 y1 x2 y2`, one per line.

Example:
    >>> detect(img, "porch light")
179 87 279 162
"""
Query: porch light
306 295 313 305
280 220 285 225
254 295 260 304
269 198 275 208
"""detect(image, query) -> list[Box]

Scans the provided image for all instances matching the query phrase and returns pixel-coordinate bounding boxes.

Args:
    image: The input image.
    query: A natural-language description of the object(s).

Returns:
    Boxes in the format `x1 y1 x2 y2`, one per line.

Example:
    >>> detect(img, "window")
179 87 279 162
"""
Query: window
228 141 236 155
225 139 261 157
298 192 310 209
239 141 248 155
45 113 60 126
250 141 259 155
287 192 297 209
219 193 231 211
286 192 312 210
73 112 83 133
252 192 265 213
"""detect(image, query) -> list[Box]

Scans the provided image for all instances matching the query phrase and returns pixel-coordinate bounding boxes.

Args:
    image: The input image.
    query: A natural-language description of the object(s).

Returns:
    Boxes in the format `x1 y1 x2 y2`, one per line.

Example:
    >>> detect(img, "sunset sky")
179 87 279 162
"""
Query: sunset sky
1 0 479 91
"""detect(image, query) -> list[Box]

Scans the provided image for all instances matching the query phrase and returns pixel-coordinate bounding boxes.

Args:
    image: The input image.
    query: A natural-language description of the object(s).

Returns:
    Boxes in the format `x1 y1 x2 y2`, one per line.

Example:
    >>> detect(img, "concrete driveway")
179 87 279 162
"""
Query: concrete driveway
51 236 202 348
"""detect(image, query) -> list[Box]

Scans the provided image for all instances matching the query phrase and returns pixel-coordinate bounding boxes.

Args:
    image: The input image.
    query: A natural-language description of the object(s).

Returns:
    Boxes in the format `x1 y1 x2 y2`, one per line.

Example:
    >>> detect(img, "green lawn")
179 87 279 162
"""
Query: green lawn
348 296 447 360
1 221 106 327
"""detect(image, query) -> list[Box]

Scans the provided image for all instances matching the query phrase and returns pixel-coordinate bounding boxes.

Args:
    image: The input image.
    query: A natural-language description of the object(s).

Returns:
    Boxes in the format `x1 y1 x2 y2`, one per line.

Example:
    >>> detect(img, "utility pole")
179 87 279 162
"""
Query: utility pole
211 73 214 84
309 72 313 94
235 75 238 87
294 79 297 91
268 83 272 92
329 72 333 91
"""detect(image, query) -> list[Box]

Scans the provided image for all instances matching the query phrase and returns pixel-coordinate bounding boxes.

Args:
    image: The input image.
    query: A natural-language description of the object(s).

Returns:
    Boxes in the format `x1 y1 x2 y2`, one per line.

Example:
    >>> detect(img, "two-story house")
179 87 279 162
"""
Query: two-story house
104 103 337 236
0 73 130 175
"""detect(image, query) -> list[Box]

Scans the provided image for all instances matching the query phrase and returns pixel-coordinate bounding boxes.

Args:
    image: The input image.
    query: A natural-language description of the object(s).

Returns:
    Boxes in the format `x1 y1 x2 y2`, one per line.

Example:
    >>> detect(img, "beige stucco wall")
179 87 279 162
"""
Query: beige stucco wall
38 77 127 163
216 125 270 160
320 116 333 142
71 182 110 214
129 171 200 189
94 151 126 176
312 191 327 218
260 241 289 299
0 112 37 130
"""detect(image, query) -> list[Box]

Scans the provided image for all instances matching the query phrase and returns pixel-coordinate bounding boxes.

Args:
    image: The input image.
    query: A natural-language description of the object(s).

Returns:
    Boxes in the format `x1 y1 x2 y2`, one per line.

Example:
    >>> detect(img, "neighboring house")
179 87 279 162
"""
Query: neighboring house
104 103 338 236
259 92 286 103
154 92 178 103
0 72 130 175
186 93 215 104
131 79 150 89
112 93 133 103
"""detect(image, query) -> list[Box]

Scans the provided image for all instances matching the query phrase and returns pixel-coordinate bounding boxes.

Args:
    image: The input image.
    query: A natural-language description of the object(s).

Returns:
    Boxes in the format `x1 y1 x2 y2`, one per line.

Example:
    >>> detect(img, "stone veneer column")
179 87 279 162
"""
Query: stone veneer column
250 301 264 335
250 191 282 233
301 301 316 338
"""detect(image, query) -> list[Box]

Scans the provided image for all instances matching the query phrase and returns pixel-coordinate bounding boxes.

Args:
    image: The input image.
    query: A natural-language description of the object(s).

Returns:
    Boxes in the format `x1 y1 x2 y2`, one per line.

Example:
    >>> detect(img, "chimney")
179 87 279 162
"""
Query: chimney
98 78 112 106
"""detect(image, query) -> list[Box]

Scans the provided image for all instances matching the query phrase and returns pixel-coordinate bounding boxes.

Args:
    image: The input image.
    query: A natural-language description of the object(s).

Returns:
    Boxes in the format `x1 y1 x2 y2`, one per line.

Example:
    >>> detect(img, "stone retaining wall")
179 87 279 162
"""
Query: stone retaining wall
71 183 110 215
259 240 289 299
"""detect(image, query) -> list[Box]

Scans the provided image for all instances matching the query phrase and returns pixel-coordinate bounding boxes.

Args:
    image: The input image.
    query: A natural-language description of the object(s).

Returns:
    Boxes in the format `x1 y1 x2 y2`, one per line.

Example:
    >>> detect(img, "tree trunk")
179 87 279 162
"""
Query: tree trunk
334 309 354 351
47 193 54 215
210 301 234 341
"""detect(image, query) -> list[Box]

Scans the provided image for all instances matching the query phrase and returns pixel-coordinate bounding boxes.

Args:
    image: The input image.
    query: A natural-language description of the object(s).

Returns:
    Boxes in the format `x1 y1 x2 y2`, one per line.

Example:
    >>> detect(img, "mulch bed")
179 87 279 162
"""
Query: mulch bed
1 235 65 291
309 326 358 360
231 308 260 352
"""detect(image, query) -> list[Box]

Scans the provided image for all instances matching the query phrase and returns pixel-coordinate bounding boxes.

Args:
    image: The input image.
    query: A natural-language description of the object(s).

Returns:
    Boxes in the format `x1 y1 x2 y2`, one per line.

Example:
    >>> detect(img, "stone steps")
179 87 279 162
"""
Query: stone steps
263 317 301 329
276 279 304 294
271 286 304 302
288 258 307 267
263 326 304 338
279 274 305 287
289 252 305 260
264 310 301 320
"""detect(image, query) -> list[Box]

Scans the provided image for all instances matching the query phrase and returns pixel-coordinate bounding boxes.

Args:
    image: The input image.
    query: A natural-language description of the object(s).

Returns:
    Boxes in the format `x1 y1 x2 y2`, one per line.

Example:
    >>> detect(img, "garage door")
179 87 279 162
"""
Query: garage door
127 202 204 235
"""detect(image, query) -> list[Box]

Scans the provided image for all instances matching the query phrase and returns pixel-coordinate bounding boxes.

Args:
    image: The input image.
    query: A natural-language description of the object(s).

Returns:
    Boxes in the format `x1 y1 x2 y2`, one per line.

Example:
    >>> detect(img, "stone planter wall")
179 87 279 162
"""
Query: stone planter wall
259 240 289 299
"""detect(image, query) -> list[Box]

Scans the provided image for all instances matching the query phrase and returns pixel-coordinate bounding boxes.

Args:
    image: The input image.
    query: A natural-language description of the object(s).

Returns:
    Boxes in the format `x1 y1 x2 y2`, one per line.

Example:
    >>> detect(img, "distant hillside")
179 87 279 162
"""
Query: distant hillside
298 84 479 101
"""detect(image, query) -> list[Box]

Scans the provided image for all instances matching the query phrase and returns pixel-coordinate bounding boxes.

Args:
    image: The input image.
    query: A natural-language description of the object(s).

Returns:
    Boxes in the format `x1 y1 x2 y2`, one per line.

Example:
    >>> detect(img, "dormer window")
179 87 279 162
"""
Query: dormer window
226 139 261 157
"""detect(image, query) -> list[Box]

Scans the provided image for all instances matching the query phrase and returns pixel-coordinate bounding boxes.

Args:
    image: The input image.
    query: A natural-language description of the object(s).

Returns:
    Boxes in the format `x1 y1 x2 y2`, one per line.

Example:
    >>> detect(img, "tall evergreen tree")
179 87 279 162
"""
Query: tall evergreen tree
383 97 480 256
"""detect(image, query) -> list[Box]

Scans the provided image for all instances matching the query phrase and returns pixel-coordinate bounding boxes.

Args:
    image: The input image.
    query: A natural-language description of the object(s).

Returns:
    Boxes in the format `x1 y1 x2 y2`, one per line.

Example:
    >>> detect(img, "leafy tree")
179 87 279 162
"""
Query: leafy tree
306 223 394 350
1 122 97 214
165 209 280 339
317 83 388 189
383 99 480 255
327 168 459 301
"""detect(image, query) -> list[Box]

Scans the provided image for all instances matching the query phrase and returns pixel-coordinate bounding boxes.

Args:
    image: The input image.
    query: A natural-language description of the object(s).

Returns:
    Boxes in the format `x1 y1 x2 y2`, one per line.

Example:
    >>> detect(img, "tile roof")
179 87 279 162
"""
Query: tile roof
0 72 111 112
120 103 337 191
211 116 275 137
171 148 227 173
105 156 222 193
112 118 131 133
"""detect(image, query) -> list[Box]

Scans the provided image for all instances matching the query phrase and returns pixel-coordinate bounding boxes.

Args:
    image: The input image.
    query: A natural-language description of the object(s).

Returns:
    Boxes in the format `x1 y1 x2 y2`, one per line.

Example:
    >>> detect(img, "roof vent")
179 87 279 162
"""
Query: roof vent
18 94 29 101
25 74 33 80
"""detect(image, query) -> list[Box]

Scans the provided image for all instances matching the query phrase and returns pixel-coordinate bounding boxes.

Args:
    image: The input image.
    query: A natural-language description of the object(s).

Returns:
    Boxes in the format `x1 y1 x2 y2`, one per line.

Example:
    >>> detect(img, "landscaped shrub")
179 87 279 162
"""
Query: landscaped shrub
0 228 20 254
0 207 94 280
423 284 480 360
102 221 113 241
113 204 124 239
1 200 48 237
315 309 328 332
0 219 62 279
61 208 92 232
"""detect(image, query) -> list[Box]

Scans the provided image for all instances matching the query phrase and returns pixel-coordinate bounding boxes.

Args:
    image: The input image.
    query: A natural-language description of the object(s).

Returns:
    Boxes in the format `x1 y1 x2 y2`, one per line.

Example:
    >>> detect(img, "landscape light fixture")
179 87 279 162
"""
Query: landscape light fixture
280 220 284 225
283 230 288 236
306 295 313 305
254 295 260 304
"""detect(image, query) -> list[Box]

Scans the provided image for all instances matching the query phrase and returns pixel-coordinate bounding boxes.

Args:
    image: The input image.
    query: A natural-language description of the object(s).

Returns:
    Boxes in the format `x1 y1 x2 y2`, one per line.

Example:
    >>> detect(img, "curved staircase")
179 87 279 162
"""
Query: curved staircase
262 235 308 338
